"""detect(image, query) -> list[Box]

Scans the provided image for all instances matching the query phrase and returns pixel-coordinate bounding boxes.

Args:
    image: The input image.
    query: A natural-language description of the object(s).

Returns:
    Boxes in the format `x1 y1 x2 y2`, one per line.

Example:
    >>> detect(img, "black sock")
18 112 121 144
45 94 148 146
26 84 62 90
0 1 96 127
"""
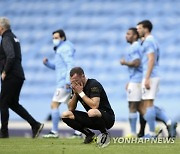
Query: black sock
139 114 146 135
89 117 106 133
62 118 93 136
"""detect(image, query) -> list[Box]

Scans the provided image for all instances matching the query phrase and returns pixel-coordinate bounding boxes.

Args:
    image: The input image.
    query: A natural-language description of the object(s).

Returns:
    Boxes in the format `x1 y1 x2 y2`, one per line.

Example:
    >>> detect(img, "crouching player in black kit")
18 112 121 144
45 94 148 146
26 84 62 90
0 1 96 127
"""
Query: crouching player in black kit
62 67 115 147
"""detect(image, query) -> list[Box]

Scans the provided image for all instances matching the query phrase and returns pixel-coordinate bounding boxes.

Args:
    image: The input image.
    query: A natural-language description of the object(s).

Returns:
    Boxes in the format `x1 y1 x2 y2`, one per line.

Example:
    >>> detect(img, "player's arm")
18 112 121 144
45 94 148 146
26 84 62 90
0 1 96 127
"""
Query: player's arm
68 93 78 111
144 41 155 89
43 58 55 70
120 58 140 67
144 53 155 89
80 95 100 109
145 52 154 79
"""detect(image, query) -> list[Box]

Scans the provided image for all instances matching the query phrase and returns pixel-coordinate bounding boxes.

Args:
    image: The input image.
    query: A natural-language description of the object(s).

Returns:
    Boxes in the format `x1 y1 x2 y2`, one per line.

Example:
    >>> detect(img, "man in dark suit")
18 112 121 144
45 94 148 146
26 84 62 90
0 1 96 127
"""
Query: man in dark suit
0 17 43 138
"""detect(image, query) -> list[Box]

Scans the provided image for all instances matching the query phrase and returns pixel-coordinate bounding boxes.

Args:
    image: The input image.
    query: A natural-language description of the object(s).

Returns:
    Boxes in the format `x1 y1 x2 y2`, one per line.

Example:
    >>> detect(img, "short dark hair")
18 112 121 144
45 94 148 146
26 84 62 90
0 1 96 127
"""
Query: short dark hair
52 29 66 41
128 27 139 39
70 67 84 77
137 20 153 32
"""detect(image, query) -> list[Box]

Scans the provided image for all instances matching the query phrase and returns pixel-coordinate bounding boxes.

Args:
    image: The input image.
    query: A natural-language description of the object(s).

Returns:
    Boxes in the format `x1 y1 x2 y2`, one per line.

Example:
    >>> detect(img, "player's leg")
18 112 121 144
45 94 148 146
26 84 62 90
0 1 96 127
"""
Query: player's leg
155 106 177 138
137 100 146 137
142 100 156 136
62 110 96 143
0 79 10 138
62 109 114 146
83 109 114 147
9 79 43 138
1 78 43 138
138 103 173 138
138 105 174 138
10 102 43 138
137 113 146 137
155 106 170 126
88 109 114 147
43 88 70 138
128 102 138 136
141 77 160 137
127 82 141 137
87 109 107 133
62 110 107 133
64 97 82 139
50 101 60 136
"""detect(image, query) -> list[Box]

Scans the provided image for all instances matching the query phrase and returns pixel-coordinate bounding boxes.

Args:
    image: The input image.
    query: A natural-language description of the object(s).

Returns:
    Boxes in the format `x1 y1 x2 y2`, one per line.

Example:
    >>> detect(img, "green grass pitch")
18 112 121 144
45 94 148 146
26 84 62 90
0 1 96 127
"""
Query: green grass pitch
0 138 179 154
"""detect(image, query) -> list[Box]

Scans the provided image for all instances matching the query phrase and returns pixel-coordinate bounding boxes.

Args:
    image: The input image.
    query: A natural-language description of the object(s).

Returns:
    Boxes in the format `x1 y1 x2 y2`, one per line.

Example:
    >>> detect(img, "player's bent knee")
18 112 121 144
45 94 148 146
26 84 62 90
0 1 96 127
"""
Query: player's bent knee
61 111 71 118
61 111 74 119
88 109 101 117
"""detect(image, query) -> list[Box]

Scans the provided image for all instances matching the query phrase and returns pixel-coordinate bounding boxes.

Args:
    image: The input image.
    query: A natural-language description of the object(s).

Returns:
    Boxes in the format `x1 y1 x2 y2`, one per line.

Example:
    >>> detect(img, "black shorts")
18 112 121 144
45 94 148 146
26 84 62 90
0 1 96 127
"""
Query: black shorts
99 109 115 129
72 109 115 130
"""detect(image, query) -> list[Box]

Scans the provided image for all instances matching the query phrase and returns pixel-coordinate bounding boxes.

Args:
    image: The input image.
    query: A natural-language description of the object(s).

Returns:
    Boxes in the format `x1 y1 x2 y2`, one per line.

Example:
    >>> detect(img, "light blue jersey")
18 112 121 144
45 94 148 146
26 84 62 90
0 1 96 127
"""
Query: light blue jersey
141 35 160 78
126 41 143 83
45 40 75 88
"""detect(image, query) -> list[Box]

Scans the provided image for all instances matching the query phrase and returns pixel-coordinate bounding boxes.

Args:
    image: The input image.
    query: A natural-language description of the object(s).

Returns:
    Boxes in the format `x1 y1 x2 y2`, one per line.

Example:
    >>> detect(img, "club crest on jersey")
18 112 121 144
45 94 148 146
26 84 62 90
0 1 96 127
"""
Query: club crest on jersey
91 87 99 93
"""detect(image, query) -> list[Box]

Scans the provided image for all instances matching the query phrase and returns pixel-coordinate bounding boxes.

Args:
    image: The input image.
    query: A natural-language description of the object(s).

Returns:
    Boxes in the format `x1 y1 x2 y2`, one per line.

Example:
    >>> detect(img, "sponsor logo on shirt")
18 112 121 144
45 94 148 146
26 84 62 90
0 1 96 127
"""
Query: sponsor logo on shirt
91 87 99 93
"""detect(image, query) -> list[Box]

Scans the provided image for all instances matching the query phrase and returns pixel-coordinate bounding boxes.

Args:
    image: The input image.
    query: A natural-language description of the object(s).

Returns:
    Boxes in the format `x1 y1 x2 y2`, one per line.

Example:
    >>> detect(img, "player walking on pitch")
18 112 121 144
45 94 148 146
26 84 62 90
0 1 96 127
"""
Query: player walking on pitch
42 29 77 138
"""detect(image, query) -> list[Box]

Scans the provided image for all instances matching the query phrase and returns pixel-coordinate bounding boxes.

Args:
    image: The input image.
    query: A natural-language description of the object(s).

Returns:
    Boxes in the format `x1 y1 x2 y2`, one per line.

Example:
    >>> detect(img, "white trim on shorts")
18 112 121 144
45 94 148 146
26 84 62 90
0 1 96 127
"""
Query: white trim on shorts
52 88 71 103
127 82 141 102
141 77 160 100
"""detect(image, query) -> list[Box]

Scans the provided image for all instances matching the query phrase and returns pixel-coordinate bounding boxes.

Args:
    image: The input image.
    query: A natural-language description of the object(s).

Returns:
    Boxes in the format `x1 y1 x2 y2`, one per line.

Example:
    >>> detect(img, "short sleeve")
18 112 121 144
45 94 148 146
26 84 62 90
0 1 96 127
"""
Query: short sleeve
131 49 140 61
144 40 155 54
89 82 102 98
128 43 141 61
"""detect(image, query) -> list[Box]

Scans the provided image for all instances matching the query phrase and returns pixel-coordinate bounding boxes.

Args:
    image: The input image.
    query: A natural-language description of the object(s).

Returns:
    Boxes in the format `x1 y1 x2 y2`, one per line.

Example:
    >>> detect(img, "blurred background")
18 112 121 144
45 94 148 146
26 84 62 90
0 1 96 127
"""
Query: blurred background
0 0 180 125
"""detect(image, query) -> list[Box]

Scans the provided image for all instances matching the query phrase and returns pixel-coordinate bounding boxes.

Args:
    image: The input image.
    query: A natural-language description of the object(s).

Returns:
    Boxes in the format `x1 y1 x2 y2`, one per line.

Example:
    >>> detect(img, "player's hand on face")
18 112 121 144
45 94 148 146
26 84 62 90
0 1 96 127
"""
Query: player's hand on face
72 87 78 95
78 82 84 92
43 58 48 64
70 79 76 88
70 81 77 94
74 82 83 94
70 79 78 94
144 78 150 89
71 79 83 94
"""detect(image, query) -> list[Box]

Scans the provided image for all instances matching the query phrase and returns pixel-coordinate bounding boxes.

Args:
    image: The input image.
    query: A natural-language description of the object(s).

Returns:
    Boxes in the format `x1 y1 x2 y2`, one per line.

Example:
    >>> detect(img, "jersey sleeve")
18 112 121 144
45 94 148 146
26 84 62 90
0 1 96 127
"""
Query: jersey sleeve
131 48 141 61
144 40 155 54
44 60 55 70
89 82 102 98
127 43 141 62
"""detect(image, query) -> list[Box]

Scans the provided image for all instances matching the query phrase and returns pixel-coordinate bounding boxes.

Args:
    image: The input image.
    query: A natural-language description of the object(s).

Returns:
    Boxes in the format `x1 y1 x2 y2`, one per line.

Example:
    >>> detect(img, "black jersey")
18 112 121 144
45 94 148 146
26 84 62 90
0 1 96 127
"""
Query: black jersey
77 79 114 116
